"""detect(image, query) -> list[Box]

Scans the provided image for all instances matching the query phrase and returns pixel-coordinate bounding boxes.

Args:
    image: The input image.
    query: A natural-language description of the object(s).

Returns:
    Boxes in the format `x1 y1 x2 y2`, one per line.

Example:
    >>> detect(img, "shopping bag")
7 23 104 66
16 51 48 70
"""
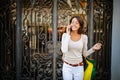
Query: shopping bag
83 58 96 80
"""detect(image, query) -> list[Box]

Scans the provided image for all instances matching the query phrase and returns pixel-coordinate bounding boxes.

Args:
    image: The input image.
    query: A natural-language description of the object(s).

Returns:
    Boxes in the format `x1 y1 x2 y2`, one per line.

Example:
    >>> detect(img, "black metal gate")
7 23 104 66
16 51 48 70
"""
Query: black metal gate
0 0 112 80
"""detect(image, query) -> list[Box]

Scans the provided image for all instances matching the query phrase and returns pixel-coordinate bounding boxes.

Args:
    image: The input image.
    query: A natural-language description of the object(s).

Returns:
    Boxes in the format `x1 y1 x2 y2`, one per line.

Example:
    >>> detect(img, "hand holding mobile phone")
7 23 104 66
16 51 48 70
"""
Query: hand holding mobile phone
66 25 72 35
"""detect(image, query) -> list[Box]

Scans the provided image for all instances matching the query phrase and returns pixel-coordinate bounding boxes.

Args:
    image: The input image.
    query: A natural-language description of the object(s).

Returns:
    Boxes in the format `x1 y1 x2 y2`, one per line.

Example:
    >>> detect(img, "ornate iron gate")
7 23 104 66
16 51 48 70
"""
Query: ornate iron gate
0 0 112 80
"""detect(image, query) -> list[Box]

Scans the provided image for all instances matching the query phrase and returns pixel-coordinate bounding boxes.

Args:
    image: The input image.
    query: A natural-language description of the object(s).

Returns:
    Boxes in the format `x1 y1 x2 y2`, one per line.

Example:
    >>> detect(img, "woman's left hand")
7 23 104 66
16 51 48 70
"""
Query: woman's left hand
92 43 102 51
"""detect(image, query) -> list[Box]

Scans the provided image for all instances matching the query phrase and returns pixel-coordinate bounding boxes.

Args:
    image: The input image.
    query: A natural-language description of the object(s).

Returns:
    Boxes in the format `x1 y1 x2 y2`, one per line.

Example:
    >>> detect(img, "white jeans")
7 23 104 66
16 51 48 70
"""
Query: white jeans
62 62 84 80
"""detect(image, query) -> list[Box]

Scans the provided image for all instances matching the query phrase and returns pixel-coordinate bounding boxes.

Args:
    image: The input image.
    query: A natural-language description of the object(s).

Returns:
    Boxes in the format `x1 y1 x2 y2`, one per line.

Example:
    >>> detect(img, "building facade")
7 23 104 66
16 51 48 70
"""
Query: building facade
0 0 118 80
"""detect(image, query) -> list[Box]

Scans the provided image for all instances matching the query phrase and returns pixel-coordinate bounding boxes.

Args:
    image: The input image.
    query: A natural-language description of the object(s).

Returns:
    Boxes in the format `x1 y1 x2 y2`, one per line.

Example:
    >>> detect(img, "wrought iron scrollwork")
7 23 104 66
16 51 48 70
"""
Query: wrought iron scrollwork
93 0 112 79
0 0 112 80
0 0 16 80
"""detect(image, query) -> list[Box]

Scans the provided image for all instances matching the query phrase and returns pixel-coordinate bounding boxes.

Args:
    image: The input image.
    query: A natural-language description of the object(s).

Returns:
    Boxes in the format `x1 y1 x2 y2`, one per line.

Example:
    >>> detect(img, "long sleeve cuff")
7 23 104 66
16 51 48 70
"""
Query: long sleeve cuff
88 48 95 53
83 48 95 57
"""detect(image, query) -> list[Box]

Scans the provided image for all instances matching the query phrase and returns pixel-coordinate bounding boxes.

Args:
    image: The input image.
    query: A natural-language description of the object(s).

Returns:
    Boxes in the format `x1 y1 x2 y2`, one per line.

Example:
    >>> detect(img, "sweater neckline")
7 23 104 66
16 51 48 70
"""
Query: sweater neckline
70 34 83 42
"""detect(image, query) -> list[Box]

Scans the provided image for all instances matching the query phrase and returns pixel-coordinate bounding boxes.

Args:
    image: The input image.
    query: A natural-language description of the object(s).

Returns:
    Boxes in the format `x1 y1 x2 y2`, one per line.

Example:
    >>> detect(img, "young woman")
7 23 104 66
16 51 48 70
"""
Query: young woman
61 16 102 80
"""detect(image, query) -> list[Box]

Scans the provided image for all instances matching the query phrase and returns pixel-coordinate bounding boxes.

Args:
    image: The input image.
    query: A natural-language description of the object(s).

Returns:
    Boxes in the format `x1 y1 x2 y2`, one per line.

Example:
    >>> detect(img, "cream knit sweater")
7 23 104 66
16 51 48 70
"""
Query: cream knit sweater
61 33 94 64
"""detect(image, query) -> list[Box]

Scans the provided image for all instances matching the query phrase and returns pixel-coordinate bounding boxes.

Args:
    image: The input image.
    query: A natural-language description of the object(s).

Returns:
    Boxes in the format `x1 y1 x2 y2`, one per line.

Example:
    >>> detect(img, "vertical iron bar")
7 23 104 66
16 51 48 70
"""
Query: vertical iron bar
16 0 22 80
0 21 3 67
52 0 58 80
88 0 94 48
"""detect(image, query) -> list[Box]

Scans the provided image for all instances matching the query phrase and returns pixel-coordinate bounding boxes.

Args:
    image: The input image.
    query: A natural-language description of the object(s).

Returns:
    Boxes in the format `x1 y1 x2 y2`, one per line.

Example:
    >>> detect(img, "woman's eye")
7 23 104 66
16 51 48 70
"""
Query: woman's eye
76 23 79 24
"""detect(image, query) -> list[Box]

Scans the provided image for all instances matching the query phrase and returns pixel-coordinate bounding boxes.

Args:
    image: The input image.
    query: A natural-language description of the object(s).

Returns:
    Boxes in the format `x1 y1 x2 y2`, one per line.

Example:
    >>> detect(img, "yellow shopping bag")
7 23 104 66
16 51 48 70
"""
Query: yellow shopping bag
83 58 96 80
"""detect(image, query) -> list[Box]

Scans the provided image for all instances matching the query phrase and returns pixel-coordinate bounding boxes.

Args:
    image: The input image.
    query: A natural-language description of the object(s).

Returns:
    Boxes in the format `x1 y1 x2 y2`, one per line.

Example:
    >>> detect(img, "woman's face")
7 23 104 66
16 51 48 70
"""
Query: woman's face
71 18 80 31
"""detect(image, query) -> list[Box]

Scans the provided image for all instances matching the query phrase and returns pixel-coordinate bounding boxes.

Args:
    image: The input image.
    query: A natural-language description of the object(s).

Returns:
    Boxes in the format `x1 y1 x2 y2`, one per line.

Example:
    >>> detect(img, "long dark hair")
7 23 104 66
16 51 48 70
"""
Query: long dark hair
70 16 84 34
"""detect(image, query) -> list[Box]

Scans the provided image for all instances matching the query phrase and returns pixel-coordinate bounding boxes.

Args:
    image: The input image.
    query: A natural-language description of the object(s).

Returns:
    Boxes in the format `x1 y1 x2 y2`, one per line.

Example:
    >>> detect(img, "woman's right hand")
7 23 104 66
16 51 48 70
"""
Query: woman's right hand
66 25 71 35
